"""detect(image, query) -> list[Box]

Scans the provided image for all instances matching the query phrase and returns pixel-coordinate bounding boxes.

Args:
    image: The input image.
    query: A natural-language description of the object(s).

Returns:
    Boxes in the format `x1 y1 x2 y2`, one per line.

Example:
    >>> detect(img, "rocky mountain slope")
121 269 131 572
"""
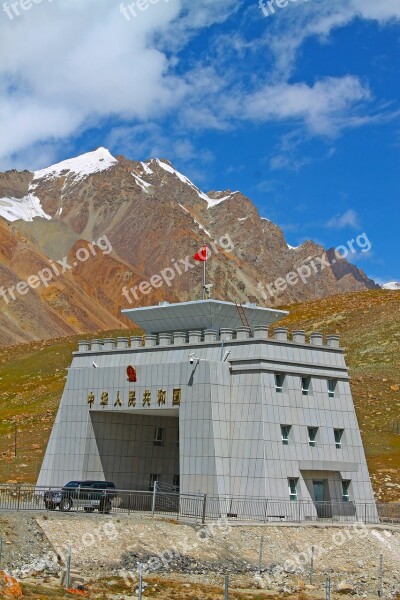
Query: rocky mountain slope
0 148 378 346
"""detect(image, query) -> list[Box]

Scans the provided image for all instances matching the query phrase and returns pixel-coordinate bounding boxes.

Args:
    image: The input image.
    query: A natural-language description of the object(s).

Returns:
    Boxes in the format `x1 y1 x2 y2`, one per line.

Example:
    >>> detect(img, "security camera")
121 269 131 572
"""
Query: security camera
189 352 204 364
92 362 99 368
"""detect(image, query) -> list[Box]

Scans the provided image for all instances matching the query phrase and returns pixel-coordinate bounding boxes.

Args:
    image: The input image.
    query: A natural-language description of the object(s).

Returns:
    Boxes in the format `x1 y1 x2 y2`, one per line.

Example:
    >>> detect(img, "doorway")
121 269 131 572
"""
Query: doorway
313 480 330 518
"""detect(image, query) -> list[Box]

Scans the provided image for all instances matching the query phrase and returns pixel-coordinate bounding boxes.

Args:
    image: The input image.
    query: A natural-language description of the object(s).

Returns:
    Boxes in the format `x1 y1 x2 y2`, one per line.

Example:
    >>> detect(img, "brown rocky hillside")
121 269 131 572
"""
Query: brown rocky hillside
0 148 378 346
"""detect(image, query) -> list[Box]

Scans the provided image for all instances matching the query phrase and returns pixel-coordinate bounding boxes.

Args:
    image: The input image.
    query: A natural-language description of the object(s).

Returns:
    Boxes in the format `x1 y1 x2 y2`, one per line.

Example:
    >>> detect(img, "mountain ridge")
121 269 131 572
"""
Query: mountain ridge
0 148 379 346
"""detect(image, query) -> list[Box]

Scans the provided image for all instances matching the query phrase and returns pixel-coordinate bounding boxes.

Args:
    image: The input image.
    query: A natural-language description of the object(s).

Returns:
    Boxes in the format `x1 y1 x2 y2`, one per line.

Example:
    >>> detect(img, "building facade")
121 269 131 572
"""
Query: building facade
37 300 376 519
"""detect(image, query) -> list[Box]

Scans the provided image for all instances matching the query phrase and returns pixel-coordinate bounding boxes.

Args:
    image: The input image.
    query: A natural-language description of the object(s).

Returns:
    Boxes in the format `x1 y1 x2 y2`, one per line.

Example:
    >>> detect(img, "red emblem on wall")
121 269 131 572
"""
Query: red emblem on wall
127 365 137 382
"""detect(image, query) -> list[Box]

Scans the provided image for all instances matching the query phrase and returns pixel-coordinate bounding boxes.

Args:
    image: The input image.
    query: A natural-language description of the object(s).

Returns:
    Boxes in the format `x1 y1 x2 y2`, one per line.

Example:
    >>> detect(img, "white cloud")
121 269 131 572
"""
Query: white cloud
0 0 238 169
259 0 400 78
325 209 360 230
241 76 370 135
0 0 399 170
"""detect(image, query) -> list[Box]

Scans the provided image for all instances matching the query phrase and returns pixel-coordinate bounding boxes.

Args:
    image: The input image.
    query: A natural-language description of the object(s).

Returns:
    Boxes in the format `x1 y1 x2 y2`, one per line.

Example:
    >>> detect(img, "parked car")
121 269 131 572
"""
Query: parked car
44 480 116 513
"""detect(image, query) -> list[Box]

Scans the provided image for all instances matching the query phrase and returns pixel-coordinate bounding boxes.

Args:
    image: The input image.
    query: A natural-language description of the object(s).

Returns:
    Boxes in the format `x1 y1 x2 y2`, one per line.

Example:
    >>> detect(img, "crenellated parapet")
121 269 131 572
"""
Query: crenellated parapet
77 328 341 352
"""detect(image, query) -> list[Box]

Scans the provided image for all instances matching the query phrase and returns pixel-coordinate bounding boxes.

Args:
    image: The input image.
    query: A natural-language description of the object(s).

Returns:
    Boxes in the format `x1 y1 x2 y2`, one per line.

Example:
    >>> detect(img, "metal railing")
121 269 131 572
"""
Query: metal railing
0 484 398 524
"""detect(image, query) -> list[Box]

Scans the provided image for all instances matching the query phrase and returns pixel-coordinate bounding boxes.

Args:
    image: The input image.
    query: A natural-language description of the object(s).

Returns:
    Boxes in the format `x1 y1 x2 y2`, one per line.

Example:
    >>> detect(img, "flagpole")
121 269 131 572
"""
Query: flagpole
202 243 206 300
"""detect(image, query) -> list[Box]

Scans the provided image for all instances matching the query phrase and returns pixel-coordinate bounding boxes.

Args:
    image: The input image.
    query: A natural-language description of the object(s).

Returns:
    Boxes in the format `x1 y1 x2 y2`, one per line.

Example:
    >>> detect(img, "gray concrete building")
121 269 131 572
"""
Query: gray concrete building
37 300 376 519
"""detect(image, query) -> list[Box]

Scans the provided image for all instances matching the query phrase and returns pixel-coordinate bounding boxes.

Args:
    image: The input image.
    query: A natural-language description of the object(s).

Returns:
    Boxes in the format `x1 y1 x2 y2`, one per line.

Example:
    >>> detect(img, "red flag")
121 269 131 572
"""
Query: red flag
193 244 208 262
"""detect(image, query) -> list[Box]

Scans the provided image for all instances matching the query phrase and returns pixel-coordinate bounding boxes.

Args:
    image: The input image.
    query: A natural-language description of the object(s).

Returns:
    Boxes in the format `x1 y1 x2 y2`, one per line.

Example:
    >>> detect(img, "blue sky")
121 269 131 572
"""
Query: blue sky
0 0 399 283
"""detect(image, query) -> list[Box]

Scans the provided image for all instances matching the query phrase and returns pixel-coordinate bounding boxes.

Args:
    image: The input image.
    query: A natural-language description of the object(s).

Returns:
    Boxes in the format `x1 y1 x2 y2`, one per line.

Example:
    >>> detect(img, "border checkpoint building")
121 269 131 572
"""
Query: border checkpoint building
37 299 377 520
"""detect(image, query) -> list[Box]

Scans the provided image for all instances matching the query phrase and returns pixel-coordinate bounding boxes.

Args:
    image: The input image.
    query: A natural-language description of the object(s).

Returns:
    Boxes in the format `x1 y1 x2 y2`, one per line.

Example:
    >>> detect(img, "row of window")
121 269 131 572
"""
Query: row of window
281 425 344 448
154 426 344 448
275 374 337 397
288 478 351 502
150 474 351 502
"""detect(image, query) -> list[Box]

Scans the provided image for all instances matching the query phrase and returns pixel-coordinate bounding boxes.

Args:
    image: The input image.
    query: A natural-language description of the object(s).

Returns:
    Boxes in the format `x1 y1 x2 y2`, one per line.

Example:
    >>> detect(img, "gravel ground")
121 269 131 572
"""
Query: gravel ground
0 511 399 598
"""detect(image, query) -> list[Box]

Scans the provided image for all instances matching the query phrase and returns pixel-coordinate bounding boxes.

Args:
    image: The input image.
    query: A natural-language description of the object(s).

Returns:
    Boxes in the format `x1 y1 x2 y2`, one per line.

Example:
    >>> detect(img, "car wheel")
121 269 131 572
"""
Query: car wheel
99 500 112 514
59 498 72 512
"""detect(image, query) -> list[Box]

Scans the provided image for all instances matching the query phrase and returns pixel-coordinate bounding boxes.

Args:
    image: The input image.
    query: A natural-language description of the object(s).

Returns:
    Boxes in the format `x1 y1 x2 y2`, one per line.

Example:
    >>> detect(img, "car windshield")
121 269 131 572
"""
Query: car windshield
64 481 80 488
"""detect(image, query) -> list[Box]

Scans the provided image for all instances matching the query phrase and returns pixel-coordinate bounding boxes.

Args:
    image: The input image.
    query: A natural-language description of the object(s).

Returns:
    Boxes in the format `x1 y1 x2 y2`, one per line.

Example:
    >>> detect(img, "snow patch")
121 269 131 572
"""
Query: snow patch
383 282 400 290
207 195 230 208
154 159 214 206
208 191 240 209
141 162 154 175
132 173 152 193
177 203 211 237
33 147 117 183
287 243 299 250
193 219 211 238
0 194 51 223
178 203 190 214
238 216 248 222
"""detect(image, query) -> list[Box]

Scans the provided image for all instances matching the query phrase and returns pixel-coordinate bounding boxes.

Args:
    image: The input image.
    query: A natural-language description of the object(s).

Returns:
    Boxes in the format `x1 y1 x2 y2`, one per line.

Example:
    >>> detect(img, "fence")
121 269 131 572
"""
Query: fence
0 483 398 524
388 419 400 434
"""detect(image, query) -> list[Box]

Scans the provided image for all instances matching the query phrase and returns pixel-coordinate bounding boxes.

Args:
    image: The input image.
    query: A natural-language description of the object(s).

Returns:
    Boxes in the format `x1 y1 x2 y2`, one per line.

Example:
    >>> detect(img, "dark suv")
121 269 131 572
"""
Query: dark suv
44 480 116 513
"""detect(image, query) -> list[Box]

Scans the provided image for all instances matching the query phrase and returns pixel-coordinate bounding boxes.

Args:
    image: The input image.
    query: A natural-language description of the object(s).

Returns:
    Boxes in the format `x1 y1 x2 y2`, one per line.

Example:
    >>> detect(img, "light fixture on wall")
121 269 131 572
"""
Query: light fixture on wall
221 350 231 363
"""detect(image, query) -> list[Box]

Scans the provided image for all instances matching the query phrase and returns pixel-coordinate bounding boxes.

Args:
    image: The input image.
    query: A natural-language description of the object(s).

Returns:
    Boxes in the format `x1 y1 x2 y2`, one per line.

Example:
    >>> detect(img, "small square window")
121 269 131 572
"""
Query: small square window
334 428 344 449
308 427 318 447
281 424 291 445
149 474 159 491
275 373 285 393
288 478 298 501
153 428 165 446
302 377 311 395
342 480 350 502
328 379 337 398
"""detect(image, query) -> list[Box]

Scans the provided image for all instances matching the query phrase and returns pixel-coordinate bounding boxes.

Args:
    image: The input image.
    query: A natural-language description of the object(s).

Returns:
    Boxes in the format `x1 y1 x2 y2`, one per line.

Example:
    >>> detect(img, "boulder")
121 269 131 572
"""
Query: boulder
338 581 357 594
0 570 23 599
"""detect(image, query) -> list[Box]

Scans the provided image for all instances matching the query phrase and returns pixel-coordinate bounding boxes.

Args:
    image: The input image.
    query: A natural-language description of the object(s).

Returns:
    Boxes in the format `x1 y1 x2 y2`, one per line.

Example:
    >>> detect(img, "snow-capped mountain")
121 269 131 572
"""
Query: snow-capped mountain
32 147 117 184
383 282 400 290
0 148 378 346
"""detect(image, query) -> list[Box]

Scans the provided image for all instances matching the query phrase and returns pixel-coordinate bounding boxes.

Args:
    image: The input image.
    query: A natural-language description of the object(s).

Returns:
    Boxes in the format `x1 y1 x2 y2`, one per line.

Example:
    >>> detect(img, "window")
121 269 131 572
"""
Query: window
281 425 291 445
149 474 159 491
301 377 311 395
275 373 285 393
153 428 165 447
328 379 337 398
308 427 318 447
342 480 351 502
173 475 180 492
334 428 344 449
288 478 298 501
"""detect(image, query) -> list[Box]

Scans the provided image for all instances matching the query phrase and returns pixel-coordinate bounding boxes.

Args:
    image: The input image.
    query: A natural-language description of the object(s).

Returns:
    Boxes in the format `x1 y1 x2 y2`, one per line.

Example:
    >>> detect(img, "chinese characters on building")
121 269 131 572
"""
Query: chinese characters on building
87 388 182 408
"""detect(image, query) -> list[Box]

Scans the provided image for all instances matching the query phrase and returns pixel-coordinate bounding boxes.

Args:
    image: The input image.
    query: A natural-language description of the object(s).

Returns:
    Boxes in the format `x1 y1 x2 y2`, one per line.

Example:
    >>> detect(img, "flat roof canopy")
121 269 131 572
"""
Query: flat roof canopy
122 300 288 334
